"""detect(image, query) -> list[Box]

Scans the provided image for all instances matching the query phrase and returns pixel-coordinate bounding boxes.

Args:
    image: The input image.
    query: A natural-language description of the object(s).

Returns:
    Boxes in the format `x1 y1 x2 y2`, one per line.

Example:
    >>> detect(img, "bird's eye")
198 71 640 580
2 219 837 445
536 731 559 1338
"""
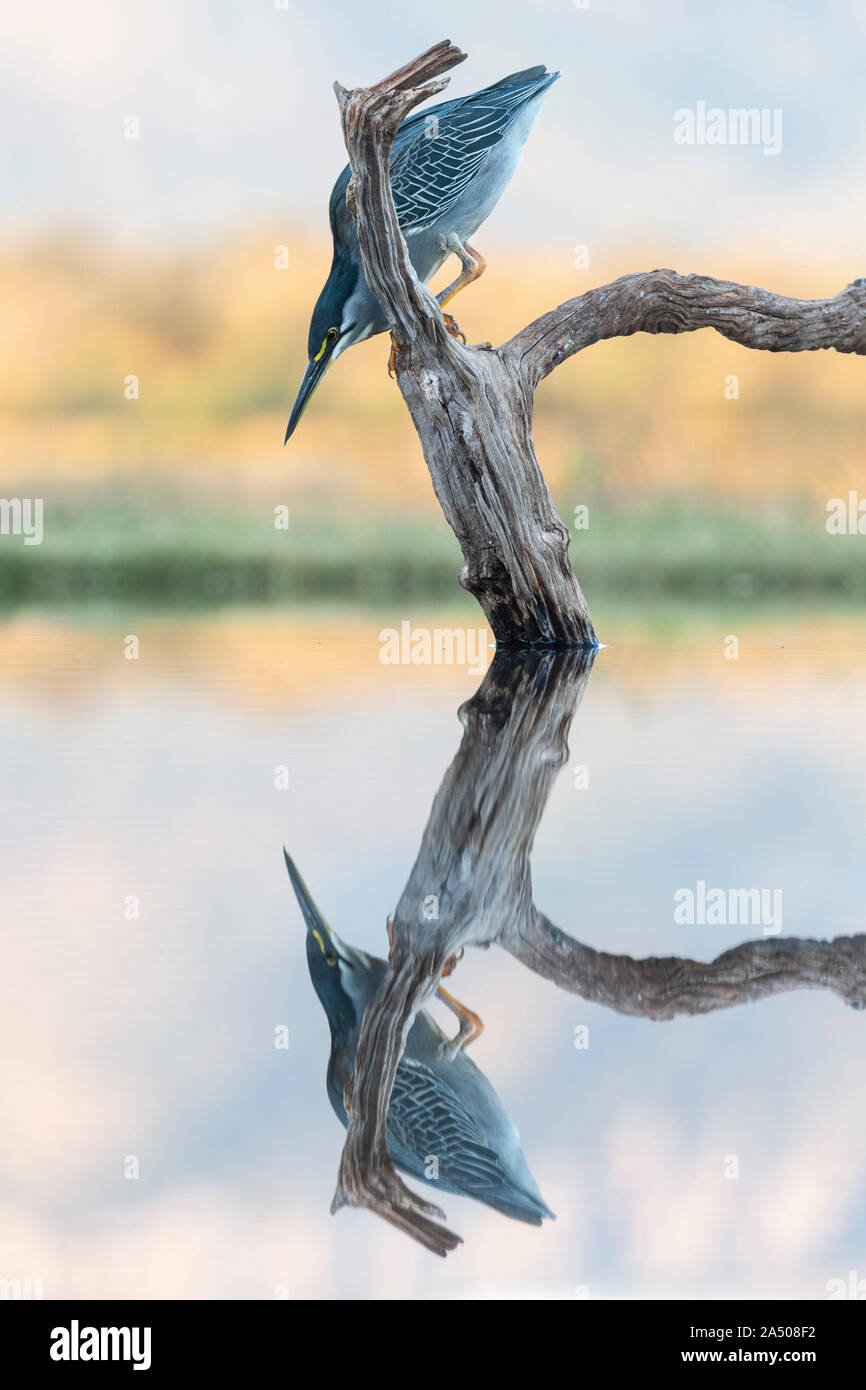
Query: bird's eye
326 327 338 342
324 950 338 966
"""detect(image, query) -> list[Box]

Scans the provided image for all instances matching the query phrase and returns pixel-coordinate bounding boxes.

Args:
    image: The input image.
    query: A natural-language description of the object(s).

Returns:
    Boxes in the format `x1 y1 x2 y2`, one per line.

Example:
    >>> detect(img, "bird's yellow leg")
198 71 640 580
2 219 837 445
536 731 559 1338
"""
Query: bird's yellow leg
436 238 487 343
385 923 478 1055
437 239 487 308
436 983 484 1058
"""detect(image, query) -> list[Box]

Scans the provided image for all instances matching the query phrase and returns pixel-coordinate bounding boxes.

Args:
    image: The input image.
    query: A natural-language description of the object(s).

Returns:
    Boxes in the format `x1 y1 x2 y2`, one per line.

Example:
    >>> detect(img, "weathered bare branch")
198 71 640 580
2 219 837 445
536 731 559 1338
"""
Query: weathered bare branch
333 46 597 648
335 41 466 343
504 269 866 388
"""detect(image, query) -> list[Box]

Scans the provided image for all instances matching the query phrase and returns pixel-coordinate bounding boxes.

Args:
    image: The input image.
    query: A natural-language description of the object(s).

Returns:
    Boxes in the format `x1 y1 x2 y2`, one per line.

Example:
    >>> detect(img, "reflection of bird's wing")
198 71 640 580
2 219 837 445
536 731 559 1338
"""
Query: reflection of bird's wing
387 1057 524 1204
388 68 555 233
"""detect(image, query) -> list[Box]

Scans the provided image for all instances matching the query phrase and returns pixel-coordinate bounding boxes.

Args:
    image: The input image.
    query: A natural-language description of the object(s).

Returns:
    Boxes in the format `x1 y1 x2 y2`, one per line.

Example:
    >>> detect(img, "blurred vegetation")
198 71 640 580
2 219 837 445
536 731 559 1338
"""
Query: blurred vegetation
3 496 866 608
1 233 863 605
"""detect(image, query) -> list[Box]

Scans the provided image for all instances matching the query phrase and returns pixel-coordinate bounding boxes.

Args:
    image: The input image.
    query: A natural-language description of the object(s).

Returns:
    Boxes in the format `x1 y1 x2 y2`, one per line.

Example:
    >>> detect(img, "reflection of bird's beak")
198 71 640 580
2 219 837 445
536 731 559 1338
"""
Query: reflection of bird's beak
284 350 332 444
282 848 354 965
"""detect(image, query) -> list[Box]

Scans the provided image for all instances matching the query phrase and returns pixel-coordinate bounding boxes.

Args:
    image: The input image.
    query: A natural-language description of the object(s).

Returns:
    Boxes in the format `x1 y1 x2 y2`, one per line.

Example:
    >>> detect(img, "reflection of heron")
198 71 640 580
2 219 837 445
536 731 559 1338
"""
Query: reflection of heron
285 65 558 439
285 850 554 1227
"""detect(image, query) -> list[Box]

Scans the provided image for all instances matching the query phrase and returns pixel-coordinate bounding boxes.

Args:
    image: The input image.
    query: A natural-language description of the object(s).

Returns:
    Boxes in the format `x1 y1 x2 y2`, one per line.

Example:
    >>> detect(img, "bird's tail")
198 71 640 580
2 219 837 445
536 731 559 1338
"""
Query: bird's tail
484 65 560 96
491 65 552 86
487 1190 556 1226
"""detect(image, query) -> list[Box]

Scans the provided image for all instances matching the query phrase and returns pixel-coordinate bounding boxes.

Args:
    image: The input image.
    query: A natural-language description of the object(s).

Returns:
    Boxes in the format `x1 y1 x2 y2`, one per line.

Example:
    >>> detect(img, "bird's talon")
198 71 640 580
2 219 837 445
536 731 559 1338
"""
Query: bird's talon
441 948 463 979
442 311 466 343
387 334 400 376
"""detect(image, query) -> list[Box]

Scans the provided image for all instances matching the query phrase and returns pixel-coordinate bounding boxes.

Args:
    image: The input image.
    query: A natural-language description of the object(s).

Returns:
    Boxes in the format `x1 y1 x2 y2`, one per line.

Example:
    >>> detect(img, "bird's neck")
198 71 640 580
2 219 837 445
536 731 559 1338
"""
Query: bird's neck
326 1040 353 1123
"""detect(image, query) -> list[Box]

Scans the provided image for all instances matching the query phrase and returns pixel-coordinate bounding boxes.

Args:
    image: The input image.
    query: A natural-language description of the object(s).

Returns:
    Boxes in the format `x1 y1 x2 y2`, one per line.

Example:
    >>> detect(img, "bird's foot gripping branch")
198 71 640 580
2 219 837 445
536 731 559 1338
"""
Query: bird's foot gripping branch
332 40 866 650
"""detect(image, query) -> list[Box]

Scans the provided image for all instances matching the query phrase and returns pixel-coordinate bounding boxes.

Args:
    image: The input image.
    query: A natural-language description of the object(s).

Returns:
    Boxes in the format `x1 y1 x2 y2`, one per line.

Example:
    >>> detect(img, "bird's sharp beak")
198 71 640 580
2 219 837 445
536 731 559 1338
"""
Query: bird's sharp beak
284 348 332 444
282 848 354 964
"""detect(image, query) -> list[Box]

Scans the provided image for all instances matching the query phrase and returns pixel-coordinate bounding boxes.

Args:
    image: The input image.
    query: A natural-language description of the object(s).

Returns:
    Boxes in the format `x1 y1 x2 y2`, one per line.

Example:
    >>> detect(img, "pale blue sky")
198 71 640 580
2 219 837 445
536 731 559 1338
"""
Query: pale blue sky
1 0 863 260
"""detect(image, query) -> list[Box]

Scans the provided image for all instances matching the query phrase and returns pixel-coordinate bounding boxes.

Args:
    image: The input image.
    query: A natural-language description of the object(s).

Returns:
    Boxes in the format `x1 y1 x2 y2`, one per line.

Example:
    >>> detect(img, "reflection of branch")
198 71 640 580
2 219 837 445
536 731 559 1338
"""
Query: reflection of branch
331 650 594 1252
504 911 866 1017
330 647 865 1252
392 649 594 942
331 951 461 1256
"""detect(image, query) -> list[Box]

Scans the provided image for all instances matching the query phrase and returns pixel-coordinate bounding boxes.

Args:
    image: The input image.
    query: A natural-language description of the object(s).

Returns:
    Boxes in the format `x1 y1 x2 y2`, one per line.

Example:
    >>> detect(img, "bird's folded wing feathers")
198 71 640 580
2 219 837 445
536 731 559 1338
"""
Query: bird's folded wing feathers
387 1057 514 1193
388 71 554 233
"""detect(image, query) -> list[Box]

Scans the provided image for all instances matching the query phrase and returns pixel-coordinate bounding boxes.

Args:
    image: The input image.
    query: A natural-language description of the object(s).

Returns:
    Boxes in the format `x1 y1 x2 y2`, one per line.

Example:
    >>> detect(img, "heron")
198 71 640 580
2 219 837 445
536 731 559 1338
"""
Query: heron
285 65 558 441
284 849 554 1226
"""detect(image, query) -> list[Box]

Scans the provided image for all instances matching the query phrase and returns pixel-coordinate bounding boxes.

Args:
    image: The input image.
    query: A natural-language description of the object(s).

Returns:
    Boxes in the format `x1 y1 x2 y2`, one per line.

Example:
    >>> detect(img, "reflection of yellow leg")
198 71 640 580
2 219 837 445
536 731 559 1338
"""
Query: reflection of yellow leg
437 982 484 1058
386 914 396 960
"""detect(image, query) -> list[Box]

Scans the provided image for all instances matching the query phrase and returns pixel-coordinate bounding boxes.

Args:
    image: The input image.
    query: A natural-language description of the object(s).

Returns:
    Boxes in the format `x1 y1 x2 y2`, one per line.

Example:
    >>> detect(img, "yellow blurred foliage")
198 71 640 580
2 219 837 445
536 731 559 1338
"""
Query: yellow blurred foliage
2 233 863 514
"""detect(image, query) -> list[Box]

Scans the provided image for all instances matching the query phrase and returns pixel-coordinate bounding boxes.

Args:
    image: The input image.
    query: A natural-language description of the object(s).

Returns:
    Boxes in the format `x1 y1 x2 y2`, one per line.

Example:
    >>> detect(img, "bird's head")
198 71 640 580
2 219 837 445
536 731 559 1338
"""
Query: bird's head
284 249 369 443
283 848 372 1039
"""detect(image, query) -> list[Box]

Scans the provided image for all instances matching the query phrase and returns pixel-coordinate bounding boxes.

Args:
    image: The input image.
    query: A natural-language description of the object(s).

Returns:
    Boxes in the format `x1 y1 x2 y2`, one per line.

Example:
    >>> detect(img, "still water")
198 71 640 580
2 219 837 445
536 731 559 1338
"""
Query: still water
1 605 864 1299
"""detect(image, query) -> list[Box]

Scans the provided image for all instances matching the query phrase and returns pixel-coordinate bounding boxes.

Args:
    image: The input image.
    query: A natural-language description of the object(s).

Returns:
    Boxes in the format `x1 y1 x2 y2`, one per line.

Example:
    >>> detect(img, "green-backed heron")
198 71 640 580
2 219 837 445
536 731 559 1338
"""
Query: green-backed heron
285 64 558 441
284 850 554 1226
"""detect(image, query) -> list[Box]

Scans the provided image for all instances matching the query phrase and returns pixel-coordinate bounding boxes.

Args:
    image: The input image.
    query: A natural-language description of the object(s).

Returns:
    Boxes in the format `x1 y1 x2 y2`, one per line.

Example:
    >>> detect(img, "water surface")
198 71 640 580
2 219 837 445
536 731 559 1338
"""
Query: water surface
1 605 864 1298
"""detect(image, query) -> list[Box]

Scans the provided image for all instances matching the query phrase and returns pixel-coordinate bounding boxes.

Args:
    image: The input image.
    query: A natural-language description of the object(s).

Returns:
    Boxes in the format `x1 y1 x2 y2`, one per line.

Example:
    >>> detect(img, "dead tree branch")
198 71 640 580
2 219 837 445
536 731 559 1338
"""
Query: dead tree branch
505 270 866 387
335 41 465 349
335 42 596 649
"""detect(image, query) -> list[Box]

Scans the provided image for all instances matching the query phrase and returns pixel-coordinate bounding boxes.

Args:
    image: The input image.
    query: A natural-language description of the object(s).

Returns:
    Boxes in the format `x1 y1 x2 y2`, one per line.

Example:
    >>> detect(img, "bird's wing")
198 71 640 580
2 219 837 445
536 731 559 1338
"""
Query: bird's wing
387 68 555 233
387 1057 516 1196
